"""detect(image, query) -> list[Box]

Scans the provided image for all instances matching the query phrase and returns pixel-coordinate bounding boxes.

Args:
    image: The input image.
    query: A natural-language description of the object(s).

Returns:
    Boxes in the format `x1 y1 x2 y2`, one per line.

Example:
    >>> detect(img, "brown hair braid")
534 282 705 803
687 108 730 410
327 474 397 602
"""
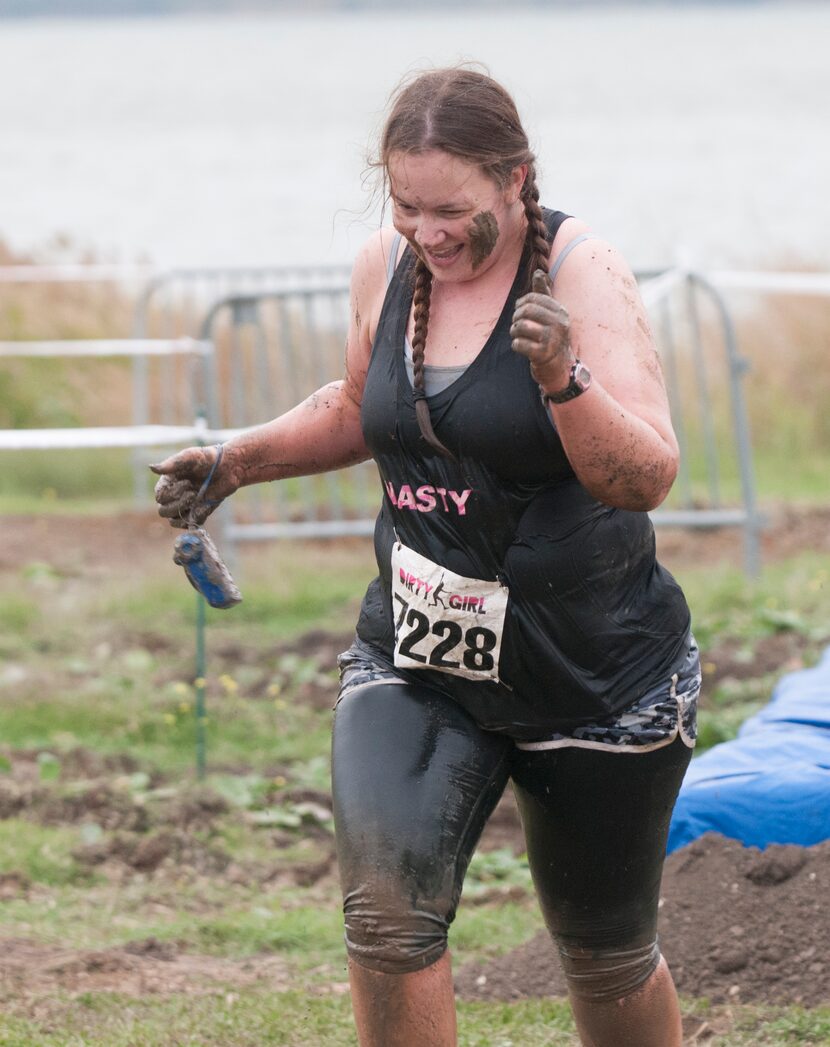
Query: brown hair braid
521 161 552 287
410 256 454 458
375 66 551 458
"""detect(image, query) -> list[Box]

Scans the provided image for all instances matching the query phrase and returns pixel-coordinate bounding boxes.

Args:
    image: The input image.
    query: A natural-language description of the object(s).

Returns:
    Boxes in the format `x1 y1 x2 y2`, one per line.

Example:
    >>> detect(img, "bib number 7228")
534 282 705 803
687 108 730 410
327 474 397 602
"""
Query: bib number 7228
390 541 508 682
393 594 498 674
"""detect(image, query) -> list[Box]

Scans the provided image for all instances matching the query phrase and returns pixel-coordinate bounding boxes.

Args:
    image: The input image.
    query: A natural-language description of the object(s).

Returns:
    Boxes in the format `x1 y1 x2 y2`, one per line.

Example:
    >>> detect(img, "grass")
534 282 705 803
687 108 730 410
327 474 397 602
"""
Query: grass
0 994 829 1046
677 553 829 647
0 822 92 888
1 543 829 1045
0 449 137 506
0 675 335 777
0 533 828 1043
0 994 581 1047
6 548 823 780
676 551 830 748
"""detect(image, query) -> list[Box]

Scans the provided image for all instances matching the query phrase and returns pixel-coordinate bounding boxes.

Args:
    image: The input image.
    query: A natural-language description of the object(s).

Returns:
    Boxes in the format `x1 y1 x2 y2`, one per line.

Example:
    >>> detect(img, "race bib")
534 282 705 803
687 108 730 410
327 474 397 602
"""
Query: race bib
391 542 509 682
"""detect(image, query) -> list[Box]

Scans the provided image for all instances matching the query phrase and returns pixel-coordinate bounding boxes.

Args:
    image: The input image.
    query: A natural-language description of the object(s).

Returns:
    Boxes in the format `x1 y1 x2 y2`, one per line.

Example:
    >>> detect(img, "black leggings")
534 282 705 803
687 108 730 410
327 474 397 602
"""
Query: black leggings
332 679 691 998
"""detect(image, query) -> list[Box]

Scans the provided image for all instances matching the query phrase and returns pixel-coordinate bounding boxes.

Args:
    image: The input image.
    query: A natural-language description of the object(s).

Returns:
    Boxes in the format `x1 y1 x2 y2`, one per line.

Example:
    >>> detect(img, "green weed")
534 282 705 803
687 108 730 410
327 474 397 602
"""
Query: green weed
452 900 542 964
675 552 830 650
183 905 344 961
0 593 40 633
464 847 533 898
0 449 136 504
0 821 91 887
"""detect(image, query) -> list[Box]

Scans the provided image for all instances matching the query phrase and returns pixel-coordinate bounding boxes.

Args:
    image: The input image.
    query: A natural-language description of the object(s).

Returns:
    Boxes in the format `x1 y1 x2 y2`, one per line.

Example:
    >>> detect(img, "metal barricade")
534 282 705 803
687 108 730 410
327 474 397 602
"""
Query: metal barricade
196 269 764 575
640 269 762 576
195 285 378 549
131 264 352 499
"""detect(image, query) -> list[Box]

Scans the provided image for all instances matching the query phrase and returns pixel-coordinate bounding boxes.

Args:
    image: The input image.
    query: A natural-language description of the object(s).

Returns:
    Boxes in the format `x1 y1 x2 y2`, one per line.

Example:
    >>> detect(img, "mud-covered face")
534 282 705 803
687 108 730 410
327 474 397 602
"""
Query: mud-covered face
387 150 525 282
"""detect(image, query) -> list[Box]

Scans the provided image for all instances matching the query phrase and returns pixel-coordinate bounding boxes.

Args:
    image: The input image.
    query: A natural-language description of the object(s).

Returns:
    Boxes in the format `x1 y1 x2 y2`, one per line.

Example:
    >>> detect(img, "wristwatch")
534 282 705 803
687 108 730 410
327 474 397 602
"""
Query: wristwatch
540 359 592 405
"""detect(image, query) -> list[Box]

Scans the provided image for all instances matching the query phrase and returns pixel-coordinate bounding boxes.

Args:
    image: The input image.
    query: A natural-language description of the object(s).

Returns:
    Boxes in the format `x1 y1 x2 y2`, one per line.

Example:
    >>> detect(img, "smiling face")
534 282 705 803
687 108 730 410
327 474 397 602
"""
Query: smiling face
387 150 526 282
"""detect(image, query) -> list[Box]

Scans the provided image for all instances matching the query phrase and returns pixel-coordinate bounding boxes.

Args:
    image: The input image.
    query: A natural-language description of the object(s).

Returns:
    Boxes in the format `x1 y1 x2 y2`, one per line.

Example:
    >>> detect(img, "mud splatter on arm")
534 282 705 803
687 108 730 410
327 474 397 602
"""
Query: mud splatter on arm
532 239 680 511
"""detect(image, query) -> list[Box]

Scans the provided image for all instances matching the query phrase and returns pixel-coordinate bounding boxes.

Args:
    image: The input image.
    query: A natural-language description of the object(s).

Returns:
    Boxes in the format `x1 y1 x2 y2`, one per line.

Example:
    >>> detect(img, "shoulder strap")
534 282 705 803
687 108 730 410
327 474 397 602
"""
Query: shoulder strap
544 208 570 242
387 232 403 286
549 233 596 285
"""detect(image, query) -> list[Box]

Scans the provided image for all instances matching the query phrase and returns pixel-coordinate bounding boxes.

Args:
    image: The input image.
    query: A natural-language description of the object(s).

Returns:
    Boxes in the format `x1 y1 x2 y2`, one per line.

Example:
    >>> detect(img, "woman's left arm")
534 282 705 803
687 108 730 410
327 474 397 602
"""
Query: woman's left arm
510 239 678 512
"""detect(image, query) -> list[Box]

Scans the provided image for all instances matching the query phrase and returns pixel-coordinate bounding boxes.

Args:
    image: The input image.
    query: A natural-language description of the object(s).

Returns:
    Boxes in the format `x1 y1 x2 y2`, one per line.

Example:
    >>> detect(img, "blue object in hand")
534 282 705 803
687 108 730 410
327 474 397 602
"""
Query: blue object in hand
170 444 242 609
173 527 242 609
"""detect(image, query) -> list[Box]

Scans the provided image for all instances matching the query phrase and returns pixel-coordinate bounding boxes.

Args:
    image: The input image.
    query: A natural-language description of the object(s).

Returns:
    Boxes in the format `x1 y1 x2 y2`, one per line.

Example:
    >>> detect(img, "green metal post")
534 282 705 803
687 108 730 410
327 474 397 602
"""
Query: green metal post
195 592 207 780
192 410 209 781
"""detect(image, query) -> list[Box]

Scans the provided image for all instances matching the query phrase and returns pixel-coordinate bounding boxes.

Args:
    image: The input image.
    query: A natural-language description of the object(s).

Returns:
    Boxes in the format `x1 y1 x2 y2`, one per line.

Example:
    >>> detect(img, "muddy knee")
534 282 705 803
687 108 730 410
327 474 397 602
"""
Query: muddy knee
343 887 451 975
557 937 661 1002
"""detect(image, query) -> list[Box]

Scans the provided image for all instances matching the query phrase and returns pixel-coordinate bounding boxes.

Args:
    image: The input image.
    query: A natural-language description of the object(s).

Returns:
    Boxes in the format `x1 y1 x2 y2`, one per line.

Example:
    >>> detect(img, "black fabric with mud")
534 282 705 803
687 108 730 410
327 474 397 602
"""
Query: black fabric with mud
455 831 830 1007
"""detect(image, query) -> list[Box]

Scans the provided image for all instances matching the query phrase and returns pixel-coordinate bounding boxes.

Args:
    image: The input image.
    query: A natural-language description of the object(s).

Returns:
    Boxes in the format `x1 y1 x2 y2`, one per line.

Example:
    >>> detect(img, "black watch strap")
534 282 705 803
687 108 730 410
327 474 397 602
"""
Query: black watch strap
540 360 592 405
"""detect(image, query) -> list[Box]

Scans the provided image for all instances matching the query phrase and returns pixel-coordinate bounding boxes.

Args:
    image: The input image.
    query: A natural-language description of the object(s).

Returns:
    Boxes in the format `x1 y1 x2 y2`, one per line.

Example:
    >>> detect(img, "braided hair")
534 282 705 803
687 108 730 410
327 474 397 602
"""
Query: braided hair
375 67 551 459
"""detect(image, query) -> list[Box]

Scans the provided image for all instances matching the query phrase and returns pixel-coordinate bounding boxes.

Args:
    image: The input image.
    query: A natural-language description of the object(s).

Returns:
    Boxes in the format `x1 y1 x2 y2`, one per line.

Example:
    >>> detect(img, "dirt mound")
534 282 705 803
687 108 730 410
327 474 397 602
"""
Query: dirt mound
456 832 830 1007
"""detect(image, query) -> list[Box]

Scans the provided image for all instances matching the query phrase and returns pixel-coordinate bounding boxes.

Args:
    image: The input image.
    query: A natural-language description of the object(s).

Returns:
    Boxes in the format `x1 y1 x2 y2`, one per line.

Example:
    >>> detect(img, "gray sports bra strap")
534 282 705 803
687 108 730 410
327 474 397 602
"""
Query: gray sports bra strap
549 233 596 285
387 232 404 286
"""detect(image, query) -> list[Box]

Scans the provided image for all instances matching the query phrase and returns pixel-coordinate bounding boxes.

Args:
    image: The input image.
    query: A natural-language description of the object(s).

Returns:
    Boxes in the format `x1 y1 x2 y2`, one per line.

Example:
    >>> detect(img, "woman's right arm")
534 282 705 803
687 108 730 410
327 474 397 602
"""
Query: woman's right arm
152 229 393 527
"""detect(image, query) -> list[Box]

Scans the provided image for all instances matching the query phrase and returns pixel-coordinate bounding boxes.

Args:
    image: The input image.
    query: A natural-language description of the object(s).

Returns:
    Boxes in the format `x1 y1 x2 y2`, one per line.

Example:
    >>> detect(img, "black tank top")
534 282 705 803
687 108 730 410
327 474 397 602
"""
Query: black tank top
356 209 691 738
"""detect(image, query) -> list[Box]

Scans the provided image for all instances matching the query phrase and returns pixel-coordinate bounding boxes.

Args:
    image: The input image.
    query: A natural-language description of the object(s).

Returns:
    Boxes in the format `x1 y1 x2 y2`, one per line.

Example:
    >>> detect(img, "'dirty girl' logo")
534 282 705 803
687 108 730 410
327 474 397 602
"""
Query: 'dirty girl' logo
398 567 488 614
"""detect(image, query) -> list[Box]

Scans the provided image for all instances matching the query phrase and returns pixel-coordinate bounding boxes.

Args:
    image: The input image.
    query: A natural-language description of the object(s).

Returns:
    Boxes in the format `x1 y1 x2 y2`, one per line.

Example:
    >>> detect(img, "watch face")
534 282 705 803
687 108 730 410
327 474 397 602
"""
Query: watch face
540 359 592 404
573 361 592 391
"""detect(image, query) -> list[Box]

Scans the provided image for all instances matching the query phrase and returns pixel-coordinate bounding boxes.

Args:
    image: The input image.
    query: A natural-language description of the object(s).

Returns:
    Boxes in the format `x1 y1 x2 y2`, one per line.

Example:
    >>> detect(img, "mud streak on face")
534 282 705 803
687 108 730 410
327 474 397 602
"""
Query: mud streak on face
468 211 499 270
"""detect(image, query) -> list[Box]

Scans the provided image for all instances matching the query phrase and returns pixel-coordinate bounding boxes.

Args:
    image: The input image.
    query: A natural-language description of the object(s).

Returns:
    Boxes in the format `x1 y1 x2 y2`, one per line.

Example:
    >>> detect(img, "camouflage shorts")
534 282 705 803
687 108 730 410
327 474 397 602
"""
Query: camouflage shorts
337 637 700 754
515 638 700 753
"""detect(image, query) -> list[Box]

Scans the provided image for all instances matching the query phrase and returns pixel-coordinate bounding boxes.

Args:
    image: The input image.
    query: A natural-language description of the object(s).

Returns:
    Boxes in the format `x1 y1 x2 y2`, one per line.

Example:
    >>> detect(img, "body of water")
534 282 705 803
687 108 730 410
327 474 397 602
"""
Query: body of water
0 3 827 270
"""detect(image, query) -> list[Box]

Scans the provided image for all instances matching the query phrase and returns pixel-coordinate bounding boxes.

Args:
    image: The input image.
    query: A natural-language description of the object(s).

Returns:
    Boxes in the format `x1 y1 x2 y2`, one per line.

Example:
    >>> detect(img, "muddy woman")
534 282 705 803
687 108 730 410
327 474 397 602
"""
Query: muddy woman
151 67 700 1047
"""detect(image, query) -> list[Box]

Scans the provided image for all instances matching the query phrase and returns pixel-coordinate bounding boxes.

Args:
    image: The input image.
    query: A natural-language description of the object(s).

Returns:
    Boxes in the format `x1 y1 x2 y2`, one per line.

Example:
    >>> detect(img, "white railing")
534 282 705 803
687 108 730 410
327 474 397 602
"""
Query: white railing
0 336 217 453
0 424 246 452
0 264 158 284
708 271 830 295
0 337 211 358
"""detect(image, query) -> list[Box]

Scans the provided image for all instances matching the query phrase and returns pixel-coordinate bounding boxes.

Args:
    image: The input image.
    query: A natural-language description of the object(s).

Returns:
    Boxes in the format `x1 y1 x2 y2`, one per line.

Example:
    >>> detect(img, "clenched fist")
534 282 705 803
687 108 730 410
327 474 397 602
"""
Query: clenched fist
510 269 575 390
150 444 239 528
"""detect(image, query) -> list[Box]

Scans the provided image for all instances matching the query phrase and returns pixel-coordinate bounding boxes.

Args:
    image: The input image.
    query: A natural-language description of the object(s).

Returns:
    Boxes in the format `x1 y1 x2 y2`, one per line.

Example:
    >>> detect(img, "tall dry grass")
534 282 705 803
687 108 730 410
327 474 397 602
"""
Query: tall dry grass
736 295 830 452
0 240 136 429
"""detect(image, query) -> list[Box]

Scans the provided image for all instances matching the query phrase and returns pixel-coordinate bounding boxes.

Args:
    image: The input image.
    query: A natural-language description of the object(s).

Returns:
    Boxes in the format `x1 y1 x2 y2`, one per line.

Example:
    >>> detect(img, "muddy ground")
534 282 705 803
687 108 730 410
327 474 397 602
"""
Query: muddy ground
455 833 830 1009
2 737 829 1014
1 505 829 1028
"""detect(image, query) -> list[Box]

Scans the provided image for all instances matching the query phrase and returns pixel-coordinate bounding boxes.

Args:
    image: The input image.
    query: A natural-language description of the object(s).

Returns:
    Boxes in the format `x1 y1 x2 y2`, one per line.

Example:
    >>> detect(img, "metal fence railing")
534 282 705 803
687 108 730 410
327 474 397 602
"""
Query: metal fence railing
194 268 767 573
129 265 353 499
4 261 828 577
0 337 215 458
639 269 762 574
195 286 377 548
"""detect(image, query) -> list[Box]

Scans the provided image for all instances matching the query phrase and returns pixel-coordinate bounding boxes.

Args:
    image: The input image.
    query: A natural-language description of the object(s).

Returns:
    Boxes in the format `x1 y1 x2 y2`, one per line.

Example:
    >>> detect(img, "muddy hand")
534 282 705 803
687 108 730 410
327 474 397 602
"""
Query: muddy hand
510 268 574 387
150 444 237 529
532 269 553 297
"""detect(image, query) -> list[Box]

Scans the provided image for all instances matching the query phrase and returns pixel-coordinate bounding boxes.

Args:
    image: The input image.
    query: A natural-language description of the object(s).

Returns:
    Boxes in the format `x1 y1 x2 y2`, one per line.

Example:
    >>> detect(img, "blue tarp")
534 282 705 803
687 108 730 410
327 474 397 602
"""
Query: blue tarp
667 645 830 854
